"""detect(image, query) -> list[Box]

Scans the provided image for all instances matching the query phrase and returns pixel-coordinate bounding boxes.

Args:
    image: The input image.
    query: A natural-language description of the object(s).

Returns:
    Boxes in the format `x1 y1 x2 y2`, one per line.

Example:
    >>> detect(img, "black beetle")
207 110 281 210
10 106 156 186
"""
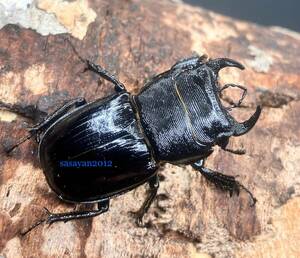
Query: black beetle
1 48 261 234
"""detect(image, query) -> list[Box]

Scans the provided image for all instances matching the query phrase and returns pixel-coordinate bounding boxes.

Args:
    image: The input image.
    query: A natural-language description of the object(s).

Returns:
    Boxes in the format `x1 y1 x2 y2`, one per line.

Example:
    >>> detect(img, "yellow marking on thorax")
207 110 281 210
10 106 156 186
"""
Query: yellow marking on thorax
174 80 205 146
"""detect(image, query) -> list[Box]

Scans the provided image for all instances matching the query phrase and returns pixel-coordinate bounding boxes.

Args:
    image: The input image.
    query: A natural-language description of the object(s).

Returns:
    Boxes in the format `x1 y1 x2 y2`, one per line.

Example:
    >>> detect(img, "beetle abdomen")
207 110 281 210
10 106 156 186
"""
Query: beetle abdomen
39 93 157 203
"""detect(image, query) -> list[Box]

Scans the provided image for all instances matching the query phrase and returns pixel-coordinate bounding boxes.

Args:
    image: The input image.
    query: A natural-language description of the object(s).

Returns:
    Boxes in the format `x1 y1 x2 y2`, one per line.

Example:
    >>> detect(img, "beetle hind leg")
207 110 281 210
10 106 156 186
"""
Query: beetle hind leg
129 175 159 227
21 199 109 235
0 100 47 123
2 98 86 154
192 160 256 206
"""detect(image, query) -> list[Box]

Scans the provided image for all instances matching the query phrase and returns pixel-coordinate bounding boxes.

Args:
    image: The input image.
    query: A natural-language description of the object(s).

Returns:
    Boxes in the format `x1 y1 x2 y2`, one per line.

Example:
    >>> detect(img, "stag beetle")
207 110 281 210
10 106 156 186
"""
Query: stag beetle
1 45 261 234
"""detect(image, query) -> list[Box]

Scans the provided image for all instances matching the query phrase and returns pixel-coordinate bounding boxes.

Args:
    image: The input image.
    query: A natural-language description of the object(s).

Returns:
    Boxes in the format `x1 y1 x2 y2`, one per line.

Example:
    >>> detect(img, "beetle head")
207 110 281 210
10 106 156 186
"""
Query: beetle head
206 58 261 137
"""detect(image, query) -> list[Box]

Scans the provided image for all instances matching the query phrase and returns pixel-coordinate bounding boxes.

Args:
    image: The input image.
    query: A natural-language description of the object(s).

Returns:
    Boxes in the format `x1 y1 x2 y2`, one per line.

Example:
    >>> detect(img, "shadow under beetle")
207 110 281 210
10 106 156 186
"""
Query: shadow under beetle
1 46 261 234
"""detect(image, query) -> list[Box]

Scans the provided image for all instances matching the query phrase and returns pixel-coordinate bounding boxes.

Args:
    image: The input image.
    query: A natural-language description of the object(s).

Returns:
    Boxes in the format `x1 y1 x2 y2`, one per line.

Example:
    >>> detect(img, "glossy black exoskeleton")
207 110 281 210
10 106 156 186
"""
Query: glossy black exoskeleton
1 50 261 234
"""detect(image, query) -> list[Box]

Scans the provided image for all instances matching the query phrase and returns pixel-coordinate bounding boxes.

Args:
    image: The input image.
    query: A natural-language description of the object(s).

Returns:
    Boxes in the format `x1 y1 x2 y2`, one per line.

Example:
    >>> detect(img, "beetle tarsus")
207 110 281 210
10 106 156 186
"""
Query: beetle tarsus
65 37 86 64
20 218 46 236
44 200 109 224
3 98 87 154
84 60 126 93
237 182 257 206
3 133 34 154
192 161 256 206
65 38 126 93
28 97 87 141
222 147 246 155
20 200 109 236
130 175 159 227
0 100 47 123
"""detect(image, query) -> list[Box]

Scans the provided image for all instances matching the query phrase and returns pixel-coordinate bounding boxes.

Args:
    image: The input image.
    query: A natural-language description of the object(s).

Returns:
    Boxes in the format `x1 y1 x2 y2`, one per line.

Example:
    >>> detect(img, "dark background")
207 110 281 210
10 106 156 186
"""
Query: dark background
184 0 300 32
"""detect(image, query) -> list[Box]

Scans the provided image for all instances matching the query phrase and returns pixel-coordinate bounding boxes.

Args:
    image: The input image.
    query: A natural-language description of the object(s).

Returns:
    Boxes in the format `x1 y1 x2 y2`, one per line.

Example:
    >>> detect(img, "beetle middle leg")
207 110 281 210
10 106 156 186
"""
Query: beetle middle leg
2 97 87 153
130 174 159 226
82 60 126 93
192 160 256 206
21 199 109 235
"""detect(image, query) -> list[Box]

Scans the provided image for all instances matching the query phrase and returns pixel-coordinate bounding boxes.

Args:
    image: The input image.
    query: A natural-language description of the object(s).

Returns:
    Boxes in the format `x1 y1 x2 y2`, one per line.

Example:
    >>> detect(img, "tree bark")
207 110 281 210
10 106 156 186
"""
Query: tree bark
0 0 300 257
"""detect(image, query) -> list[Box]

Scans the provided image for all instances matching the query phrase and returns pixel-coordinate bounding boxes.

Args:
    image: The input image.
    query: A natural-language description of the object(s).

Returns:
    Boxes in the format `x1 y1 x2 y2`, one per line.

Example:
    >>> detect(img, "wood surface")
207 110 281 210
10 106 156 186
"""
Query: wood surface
0 0 299 257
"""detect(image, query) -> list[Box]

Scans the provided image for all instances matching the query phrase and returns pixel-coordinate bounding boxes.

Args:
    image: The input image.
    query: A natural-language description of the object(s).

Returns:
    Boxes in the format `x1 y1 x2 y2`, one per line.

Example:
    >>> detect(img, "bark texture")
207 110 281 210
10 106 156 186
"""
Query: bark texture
0 0 300 257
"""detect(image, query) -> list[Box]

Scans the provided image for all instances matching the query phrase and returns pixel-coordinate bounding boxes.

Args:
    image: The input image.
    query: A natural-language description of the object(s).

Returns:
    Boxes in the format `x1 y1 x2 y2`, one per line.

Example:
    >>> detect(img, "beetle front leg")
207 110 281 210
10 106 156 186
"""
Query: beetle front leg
171 54 208 71
222 147 246 155
130 174 159 227
21 199 109 235
192 160 256 206
217 137 246 155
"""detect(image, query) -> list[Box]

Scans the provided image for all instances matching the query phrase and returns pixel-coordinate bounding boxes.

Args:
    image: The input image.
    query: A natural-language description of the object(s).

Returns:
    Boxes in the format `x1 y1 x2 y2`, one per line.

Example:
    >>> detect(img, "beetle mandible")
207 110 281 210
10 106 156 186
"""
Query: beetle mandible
1 44 261 234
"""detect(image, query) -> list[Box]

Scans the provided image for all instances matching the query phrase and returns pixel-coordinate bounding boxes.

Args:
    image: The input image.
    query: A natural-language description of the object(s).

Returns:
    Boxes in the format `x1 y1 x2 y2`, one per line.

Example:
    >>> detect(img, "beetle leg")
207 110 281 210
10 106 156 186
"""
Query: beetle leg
0 100 47 123
83 60 126 93
192 160 257 206
65 38 126 93
20 199 109 235
130 174 159 227
3 98 86 154
217 136 246 155
28 97 87 136
222 147 246 155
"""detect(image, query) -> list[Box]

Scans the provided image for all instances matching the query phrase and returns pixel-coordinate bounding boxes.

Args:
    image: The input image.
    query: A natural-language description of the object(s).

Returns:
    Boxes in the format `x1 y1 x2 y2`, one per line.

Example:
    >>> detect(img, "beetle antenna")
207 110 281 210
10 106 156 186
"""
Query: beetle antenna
219 83 247 109
223 147 246 155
